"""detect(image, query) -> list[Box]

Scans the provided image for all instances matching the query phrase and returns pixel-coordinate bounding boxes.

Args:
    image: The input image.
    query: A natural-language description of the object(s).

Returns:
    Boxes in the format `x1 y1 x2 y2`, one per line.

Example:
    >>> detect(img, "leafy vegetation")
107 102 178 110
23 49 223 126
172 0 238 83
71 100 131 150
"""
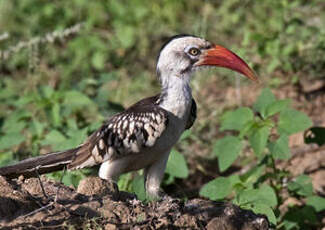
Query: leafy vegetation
199 88 324 228
0 0 324 229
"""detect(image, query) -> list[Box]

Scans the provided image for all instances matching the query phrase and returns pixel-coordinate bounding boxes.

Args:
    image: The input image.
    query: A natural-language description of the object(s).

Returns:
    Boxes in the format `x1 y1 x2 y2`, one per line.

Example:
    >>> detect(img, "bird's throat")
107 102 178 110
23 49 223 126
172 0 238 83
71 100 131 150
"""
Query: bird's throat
159 75 192 119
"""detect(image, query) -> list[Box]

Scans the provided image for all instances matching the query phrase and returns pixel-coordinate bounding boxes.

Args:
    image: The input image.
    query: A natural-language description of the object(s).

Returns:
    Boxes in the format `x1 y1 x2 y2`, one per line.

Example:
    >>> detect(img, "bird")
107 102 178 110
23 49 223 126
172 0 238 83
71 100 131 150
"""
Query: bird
0 34 257 198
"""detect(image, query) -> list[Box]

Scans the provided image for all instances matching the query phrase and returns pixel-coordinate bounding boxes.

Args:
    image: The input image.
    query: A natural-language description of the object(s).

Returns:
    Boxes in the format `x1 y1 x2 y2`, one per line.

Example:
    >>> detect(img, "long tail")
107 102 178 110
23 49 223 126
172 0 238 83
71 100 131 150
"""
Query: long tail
0 147 80 179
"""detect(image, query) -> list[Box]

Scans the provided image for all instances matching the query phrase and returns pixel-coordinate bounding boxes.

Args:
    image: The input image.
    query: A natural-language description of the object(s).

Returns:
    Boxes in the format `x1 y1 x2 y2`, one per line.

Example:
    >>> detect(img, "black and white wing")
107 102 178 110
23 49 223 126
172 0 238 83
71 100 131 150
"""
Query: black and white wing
68 95 169 169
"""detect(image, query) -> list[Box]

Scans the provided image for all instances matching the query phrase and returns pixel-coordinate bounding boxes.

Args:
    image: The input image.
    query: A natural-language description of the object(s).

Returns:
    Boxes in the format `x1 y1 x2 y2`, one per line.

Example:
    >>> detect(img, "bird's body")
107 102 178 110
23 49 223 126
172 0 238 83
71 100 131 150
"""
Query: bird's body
0 35 257 198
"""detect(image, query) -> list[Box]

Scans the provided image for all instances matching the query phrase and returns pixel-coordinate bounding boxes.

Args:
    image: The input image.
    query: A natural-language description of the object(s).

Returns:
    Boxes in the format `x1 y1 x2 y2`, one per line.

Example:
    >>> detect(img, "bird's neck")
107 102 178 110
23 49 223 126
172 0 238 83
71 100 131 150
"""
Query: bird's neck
158 74 192 118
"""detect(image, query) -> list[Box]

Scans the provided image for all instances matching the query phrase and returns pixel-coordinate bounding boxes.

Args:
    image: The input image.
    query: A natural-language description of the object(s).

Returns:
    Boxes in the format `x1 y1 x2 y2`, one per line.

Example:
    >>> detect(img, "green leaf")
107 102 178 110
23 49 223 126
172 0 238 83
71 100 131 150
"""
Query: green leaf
237 185 277 207
213 136 242 172
132 175 146 201
267 58 281 73
91 51 106 70
31 119 45 137
0 86 15 100
280 220 298 230
234 186 278 224
40 130 66 151
99 72 117 83
288 175 313 197
62 128 88 150
67 119 78 130
249 126 270 157
165 150 188 178
117 173 132 191
63 90 94 108
2 110 31 132
13 94 34 107
40 85 54 99
228 174 241 186
278 109 312 135
253 88 276 118
200 177 232 200
0 151 16 167
220 107 254 131
241 165 265 185
5 121 26 134
258 185 278 207
51 103 61 127
61 171 85 188
251 203 277 225
180 129 192 141
41 127 87 151
268 134 290 159
238 120 255 139
0 133 25 150
265 99 291 117
115 25 135 49
306 196 325 212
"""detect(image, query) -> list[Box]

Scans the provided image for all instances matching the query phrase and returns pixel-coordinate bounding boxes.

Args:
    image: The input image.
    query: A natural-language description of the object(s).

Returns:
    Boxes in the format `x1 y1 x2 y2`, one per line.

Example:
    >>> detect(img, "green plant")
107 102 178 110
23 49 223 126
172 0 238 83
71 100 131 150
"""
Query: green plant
200 88 324 228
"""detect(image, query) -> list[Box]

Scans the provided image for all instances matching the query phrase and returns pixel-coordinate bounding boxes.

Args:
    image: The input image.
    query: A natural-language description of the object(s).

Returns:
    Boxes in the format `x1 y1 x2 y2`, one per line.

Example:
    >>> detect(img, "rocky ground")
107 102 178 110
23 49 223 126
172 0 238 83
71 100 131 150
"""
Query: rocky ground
0 176 269 230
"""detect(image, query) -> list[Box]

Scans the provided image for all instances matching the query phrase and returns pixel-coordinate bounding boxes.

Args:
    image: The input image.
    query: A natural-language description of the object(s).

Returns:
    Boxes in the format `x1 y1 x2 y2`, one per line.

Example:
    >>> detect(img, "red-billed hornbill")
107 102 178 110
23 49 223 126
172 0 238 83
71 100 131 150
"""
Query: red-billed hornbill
0 35 257 198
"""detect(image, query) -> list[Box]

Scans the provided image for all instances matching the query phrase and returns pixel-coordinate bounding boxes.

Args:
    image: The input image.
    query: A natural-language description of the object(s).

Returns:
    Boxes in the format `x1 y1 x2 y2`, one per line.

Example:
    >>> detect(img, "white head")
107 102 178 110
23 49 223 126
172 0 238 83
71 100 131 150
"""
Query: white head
156 35 257 87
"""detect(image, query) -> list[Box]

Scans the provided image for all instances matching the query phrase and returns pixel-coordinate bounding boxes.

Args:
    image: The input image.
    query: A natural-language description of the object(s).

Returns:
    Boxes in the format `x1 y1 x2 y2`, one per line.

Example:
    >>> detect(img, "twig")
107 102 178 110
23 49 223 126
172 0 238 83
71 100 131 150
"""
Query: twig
18 166 69 219
0 32 9 41
0 22 84 61
54 166 67 203
21 201 54 218
35 166 48 199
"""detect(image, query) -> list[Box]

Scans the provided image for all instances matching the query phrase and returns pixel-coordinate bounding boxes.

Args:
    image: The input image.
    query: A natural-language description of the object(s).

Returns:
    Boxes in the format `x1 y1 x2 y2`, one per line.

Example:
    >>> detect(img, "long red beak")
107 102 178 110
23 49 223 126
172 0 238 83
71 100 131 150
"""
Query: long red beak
196 45 258 81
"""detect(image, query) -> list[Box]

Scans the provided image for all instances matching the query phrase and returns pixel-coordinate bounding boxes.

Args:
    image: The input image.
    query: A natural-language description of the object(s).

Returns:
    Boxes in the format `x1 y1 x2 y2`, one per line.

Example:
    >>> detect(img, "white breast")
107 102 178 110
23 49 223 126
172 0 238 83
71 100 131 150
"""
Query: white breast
158 75 193 147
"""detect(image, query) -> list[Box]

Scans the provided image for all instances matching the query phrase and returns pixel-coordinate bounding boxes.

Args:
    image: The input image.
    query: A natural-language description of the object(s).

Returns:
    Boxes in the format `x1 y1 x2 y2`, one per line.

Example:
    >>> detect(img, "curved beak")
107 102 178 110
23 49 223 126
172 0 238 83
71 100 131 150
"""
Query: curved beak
195 45 258 81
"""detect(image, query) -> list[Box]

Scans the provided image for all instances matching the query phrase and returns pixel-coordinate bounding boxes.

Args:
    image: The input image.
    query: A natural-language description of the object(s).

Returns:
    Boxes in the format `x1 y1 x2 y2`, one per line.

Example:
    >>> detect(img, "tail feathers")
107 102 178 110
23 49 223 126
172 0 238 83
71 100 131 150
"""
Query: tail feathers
68 142 95 170
0 147 80 179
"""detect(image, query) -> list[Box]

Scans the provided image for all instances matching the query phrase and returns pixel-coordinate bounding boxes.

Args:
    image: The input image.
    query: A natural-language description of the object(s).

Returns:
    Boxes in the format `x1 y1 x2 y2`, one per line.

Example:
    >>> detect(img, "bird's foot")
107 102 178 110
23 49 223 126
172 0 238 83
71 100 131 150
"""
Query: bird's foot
146 189 179 203
146 188 166 201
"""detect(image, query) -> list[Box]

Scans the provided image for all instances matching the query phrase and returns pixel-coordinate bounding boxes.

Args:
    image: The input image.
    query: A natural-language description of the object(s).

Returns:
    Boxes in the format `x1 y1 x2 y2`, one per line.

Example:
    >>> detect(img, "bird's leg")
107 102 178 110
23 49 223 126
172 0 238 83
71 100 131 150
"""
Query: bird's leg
144 150 171 200
99 160 121 183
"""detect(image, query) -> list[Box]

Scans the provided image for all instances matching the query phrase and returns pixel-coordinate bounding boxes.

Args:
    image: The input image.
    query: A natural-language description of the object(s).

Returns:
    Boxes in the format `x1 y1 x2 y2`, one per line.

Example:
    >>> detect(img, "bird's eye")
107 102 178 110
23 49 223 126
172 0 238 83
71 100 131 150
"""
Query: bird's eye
188 48 200 56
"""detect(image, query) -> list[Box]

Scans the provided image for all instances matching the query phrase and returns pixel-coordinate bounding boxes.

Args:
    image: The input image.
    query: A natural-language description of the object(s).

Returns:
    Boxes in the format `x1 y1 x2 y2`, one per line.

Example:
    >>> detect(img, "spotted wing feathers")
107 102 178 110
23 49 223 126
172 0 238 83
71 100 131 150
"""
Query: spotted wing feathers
68 96 168 170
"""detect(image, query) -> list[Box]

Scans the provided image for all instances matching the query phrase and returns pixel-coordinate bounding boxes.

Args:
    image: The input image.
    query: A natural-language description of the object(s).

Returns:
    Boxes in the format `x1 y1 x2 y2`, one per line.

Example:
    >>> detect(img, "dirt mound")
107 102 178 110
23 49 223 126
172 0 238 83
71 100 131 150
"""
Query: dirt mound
0 176 268 229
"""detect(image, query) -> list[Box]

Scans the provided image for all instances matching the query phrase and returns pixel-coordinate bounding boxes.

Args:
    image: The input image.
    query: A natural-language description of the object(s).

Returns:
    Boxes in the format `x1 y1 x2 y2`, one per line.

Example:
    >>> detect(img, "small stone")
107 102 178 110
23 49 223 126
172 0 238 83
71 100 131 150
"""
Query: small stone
105 223 117 230
207 217 231 230
18 175 25 183
77 177 118 197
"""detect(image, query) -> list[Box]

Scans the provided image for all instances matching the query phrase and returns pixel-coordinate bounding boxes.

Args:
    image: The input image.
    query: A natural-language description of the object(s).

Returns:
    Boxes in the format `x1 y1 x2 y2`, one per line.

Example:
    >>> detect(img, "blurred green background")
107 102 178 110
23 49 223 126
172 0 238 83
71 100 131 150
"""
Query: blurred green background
0 0 324 196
